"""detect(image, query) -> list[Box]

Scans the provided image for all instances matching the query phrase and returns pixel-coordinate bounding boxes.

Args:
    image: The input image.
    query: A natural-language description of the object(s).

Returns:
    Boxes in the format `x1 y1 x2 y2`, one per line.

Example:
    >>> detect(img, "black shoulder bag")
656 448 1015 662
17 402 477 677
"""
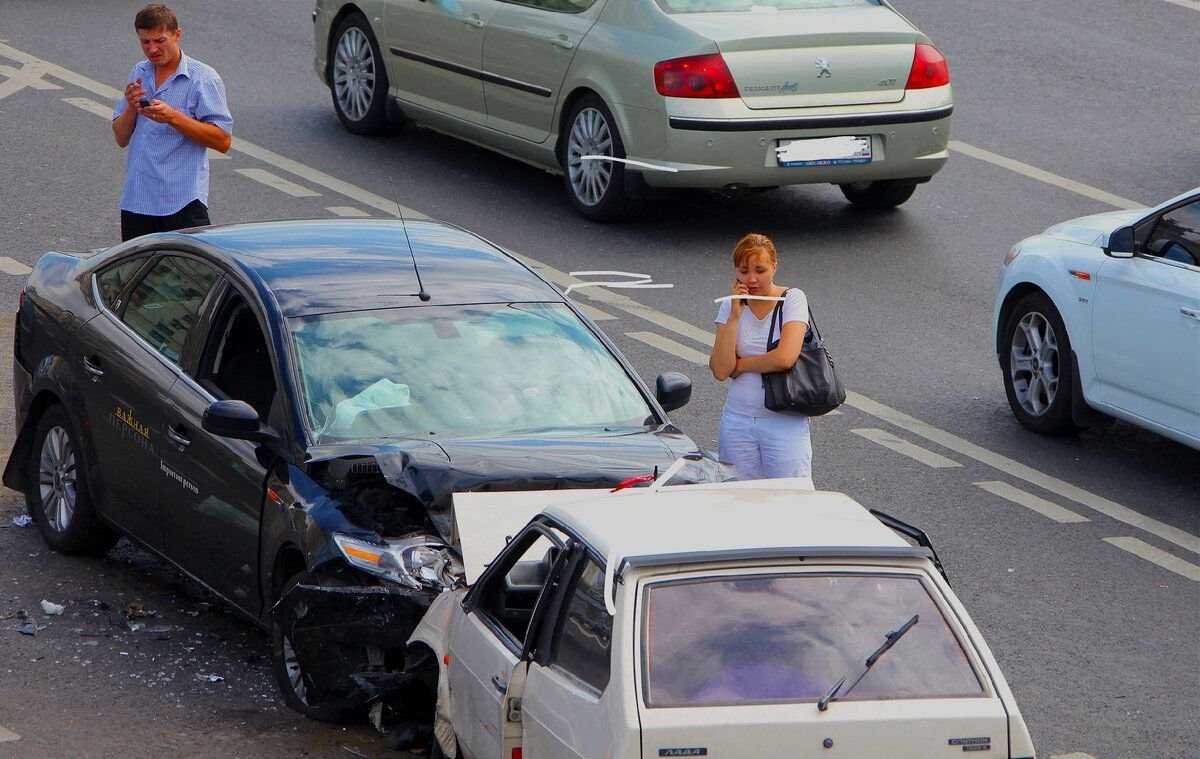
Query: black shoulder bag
762 291 846 416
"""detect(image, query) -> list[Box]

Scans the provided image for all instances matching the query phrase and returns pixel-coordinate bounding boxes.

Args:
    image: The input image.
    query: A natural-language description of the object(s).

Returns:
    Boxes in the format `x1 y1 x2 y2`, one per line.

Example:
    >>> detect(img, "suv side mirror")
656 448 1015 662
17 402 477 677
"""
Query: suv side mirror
655 371 692 412
203 399 283 447
1104 225 1136 258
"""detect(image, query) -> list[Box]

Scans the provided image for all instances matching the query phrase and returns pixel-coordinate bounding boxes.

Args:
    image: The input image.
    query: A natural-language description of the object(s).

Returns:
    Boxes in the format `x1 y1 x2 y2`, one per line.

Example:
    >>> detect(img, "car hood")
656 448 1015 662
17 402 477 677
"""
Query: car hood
1041 208 1146 247
307 428 731 543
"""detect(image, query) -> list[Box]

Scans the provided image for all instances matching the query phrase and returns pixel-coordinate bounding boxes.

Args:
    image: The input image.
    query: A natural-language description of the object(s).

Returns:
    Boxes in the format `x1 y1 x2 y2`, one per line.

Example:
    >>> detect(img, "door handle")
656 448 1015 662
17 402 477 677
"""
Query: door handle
463 15 485 27
490 674 508 693
1181 306 1200 320
167 424 192 447
83 356 105 380
550 35 574 50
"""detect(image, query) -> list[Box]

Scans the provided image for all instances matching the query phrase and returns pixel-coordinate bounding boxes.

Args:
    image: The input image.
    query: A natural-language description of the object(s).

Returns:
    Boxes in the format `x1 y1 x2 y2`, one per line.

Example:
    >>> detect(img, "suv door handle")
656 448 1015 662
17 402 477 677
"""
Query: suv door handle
1181 306 1200 320
550 35 574 49
490 674 508 693
167 424 192 447
83 356 105 379
463 14 485 27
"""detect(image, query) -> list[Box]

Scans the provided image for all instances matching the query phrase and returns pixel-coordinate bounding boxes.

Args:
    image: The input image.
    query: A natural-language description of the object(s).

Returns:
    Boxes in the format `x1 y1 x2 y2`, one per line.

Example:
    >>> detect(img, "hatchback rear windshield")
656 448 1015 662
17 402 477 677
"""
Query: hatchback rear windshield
289 303 655 443
642 573 983 707
656 0 880 14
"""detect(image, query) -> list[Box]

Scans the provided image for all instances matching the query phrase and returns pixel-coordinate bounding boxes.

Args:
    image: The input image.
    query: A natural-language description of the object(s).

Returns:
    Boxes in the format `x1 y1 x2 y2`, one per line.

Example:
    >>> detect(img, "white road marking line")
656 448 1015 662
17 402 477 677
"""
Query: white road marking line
62 96 111 118
207 148 230 161
327 206 370 217
951 140 1144 210
852 428 962 468
626 331 711 365
1104 537 1200 582
975 481 1090 524
0 725 19 743
0 257 32 276
235 168 321 198
1163 0 1200 10
0 60 61 98
848 391 1200 556
1051 754 1100 759
575 303 616 321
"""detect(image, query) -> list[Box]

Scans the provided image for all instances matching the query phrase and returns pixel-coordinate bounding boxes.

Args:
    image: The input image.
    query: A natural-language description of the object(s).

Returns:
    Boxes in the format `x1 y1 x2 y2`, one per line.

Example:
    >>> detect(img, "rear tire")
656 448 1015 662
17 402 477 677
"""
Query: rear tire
26 405 118 555
562 95 641 222
839 180 919 209
271 572 352 723
330 13 391 135
1000 292 1082 435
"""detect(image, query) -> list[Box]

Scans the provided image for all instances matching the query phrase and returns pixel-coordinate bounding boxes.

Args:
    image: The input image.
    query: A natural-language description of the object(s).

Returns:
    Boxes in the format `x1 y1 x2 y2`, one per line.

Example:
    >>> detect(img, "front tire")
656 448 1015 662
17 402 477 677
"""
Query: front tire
271 572 351 723
839 180 919 209
562 95 641 222
330 13 391 135
1001 292 1081 435
26 405 118 555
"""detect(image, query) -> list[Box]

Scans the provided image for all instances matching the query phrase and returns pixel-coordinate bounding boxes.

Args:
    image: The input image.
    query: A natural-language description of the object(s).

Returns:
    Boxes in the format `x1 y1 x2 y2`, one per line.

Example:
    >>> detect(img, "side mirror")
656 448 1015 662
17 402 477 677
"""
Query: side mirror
1104 225 1136 258
655 371 692 413
202 399 282 446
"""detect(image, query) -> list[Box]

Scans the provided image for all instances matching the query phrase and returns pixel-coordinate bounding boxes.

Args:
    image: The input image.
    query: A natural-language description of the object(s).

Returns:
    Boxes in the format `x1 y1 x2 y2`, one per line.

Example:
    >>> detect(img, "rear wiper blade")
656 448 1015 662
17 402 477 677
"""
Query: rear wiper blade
817 614 919 712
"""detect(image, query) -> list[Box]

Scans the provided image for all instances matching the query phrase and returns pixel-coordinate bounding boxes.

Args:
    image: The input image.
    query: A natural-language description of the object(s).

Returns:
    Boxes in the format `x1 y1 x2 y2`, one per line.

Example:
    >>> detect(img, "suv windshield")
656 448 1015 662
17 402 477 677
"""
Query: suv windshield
656 0 878 14
290 303 655 443
641 573 983 707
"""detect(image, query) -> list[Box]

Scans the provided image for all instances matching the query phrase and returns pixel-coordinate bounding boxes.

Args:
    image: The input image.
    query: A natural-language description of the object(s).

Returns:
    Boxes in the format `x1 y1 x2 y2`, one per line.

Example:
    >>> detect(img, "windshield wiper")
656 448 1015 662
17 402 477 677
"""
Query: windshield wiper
817 614 919 712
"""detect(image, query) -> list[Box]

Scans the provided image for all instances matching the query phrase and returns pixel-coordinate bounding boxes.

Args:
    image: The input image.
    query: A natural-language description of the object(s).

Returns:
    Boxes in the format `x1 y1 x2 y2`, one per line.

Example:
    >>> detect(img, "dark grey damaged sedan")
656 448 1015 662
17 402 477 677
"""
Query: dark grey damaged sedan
4 218 726 723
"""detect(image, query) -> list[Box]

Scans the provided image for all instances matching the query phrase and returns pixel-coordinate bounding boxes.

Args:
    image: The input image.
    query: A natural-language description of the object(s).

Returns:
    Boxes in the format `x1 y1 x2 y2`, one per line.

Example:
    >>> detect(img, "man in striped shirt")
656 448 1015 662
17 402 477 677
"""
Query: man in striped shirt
112 4 233 242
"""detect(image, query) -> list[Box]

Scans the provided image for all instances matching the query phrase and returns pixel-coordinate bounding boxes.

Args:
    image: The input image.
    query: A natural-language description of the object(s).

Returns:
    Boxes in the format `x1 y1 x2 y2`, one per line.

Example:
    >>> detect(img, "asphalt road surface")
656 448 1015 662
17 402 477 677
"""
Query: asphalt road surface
0 1 1197 757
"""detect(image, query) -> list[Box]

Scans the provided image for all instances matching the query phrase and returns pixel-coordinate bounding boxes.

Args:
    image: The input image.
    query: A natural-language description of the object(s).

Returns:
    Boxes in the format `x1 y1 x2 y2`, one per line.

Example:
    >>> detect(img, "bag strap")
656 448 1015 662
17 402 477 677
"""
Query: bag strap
767 289 824 345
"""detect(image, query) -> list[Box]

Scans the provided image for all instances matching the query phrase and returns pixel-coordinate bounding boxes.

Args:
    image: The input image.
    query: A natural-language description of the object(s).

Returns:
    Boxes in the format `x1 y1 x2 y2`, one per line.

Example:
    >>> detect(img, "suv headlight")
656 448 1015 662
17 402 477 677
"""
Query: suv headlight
333 533 464 591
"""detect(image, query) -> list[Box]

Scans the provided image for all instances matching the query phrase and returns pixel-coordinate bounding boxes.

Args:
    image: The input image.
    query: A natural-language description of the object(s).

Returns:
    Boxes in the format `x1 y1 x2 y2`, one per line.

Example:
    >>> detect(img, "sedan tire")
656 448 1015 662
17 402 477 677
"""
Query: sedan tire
26 405 118 555
1001 292 1081 435
271 572 351 723
330 13 391 135
562 95 641 222
839 180 919 209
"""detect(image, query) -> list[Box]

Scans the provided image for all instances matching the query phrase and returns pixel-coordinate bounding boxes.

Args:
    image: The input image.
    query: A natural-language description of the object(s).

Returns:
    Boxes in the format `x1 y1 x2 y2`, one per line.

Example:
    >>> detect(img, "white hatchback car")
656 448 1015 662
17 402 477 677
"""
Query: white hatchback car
993 188 1200 450
410 479 1036 758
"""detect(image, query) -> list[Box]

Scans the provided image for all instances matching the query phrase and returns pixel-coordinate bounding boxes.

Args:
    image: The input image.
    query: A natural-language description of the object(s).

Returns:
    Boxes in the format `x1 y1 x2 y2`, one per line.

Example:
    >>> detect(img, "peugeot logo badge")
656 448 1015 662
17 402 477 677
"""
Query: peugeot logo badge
815 58 832 78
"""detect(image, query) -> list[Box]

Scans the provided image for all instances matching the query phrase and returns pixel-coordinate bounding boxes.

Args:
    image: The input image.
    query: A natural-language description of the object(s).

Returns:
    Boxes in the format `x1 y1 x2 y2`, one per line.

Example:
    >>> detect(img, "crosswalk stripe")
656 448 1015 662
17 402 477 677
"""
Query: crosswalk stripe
975 481 1090 523
852 428 961 468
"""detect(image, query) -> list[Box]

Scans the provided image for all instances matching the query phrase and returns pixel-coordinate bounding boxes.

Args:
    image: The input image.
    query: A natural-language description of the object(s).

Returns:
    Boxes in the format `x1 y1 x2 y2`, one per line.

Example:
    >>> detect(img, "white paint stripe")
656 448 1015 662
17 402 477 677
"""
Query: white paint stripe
1050 754 1100 759
0 725 19 743
951 140 1144 210
0 257 33 276
626 331 711 365
574 303 616 322
1104 537 1200 582
327 206 370 217
62 96 112 118
235 168 321 198
975 481 1090 524
852 428 962 468
207 148 230 161
1162 0 1200 10
847 391 1200 556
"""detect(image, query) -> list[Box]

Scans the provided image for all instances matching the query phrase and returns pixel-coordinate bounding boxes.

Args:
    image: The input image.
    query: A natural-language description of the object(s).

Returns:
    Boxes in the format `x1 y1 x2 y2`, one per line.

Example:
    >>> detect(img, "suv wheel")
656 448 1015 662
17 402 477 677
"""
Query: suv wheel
1001 292 1082 435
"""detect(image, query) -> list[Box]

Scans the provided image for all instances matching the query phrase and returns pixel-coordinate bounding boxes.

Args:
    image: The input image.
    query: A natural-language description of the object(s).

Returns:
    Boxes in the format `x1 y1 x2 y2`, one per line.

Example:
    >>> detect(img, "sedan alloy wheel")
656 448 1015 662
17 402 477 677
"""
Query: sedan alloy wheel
330 14 390 135
38 425 76 533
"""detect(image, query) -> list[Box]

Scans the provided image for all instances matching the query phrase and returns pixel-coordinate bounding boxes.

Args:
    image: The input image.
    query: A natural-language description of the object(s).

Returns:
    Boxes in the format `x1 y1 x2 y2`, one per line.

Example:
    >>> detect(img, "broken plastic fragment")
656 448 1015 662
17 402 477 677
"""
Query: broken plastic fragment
40 600 65 616
11 515 32 527
195 673 224 683
139 625 171 640
15 621 39 636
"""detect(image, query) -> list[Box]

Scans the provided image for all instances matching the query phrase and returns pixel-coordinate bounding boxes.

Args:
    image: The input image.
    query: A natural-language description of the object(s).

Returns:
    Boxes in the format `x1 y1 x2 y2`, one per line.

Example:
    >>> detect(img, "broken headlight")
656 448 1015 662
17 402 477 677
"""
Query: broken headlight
332 534 465 591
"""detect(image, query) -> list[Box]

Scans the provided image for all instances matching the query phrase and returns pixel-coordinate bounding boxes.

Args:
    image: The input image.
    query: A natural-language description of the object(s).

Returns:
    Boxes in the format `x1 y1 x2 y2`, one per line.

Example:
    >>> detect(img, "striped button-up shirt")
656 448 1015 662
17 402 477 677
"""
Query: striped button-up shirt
113 53 233 216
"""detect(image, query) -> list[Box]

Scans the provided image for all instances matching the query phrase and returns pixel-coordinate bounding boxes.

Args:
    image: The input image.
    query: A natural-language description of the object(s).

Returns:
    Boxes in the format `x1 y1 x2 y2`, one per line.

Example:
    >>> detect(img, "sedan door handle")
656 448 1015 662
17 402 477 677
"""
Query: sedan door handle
83 356 105 380
463 14 485 27
490 674 508 693
167 424 192 447
550 35 574 50
1181 306 1200 320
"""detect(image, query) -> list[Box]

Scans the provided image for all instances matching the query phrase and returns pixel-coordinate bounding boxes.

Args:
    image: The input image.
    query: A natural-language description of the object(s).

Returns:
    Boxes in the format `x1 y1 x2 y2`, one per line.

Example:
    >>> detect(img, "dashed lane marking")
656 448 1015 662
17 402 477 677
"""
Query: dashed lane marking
575 303 616 321
0 724 19 743
852 428 962 468
0 257 32 276
626 331 711 365
975 481 1090 524
1104 537 1200 582
1163 0 1200 10
1051 754 1100 759
327 206 370 217
235 168 321 198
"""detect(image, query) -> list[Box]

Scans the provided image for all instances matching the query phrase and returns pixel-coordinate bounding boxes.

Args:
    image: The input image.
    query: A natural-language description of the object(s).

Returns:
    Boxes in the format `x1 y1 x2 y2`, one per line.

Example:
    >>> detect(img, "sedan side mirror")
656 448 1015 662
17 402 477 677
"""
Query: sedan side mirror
655 371 692 413
203 399 283 447
1104 225 1136 258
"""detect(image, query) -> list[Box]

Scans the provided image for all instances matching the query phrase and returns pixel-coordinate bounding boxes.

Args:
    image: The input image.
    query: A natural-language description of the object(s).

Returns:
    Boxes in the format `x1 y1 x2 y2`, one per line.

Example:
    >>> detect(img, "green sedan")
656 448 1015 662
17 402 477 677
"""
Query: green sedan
313 0 952 220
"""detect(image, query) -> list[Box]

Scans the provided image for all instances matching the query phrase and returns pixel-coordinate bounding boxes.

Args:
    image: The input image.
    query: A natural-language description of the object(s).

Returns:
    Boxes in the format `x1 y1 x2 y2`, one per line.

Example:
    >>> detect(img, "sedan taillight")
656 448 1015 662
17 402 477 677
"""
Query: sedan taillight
905 43 949 89
654 54 739 98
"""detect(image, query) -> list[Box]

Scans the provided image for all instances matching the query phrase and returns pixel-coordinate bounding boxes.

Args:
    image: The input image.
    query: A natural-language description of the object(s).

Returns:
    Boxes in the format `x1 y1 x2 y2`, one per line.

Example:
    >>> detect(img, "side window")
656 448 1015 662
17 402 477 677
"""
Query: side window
198 291 277 421
96 257 149 309
122 256 219 363
473 527 565 648
507 0 596 12
1144 200 1200 266
549 558 611 693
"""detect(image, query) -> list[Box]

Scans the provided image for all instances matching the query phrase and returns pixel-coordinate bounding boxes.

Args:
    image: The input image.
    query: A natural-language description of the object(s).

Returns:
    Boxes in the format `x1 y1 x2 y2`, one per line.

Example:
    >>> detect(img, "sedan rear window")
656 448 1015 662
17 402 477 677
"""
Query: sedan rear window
657 0 878 13
642 573 983 707
290 303 655 443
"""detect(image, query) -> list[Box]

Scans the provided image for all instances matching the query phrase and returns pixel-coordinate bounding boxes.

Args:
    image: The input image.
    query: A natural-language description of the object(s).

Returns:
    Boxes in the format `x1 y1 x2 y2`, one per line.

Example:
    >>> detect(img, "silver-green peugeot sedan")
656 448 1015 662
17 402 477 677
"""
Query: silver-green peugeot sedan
313 0 952 220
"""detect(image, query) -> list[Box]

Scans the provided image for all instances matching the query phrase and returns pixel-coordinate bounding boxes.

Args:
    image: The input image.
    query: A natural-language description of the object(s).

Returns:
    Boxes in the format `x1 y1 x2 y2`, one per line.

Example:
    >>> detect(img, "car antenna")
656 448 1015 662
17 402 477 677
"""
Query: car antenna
388 176 430 301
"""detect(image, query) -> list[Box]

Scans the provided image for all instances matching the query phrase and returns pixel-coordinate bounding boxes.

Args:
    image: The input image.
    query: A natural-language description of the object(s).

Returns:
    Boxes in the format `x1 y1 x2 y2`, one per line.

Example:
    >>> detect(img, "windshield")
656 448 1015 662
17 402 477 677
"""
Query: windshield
290 303 656 443
641 573 983 707
656 0 879 14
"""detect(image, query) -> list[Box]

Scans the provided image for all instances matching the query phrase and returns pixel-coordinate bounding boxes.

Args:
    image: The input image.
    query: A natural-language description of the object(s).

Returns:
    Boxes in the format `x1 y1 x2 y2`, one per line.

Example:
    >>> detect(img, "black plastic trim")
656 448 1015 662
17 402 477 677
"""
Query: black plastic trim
390 47 551 98
668 104 953 132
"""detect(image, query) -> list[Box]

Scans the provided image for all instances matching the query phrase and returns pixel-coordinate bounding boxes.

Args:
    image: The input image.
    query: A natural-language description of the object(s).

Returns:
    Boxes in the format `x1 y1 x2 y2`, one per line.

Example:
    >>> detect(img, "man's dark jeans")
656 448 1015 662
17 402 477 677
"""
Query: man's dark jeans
120 199 210 242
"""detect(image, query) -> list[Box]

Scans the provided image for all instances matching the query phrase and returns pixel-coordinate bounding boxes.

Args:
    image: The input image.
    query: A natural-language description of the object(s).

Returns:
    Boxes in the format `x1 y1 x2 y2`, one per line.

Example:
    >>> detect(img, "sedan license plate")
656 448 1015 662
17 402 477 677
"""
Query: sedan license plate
776 136 872 167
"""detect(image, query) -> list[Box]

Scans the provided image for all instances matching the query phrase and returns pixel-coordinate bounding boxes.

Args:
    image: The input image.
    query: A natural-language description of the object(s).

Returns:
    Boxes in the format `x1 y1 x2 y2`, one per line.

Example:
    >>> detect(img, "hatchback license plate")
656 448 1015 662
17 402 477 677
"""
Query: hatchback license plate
776 136 872 167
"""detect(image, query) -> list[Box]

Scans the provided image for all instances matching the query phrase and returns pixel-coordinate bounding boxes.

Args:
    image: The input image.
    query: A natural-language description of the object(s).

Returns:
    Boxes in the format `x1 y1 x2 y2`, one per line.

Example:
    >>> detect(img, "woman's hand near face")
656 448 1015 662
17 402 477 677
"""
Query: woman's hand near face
729 280 749 318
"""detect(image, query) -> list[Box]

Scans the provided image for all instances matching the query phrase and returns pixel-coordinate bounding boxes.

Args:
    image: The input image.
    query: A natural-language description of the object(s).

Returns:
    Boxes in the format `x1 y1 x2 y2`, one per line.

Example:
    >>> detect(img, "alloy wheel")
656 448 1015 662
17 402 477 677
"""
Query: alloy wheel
566 107 614 206
1009 311 1060 416
333 27 376 122
37 426 77 533
281 633 312 704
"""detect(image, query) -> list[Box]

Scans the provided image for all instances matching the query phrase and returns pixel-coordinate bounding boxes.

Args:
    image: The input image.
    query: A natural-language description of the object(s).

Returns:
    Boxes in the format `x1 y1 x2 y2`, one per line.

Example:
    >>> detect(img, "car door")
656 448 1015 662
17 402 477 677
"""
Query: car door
157 283 279 613
1092 198 1200 438
522 554 618 758
384 0 495 123
447 524 568 758
481 0 602 142
70 253 219 550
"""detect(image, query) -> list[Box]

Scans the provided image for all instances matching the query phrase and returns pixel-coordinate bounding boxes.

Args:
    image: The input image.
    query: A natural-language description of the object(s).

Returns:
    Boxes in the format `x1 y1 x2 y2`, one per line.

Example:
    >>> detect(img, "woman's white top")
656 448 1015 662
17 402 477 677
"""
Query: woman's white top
715 288 809 417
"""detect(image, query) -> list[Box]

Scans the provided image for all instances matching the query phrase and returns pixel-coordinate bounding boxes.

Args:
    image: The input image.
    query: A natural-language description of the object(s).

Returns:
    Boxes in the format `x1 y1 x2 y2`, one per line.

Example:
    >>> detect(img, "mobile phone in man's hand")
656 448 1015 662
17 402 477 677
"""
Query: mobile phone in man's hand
138 98 151 108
